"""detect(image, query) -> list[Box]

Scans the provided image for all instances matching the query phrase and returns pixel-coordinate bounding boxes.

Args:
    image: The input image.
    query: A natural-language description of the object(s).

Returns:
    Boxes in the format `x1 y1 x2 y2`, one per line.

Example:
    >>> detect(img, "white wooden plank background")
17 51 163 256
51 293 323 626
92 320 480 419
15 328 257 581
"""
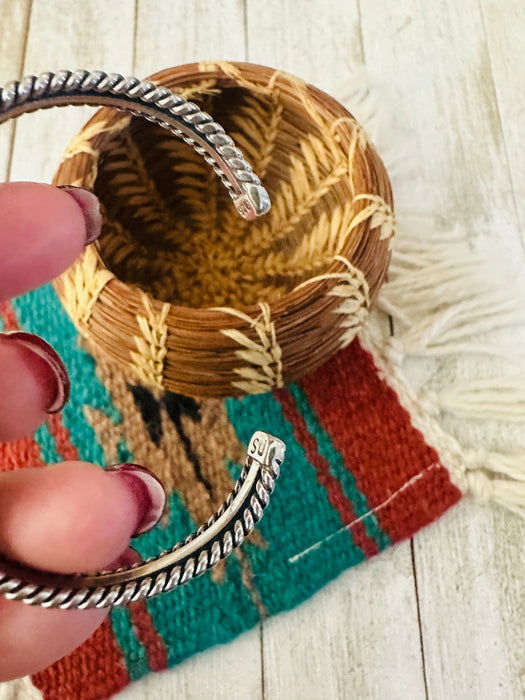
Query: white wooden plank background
0 2 523 699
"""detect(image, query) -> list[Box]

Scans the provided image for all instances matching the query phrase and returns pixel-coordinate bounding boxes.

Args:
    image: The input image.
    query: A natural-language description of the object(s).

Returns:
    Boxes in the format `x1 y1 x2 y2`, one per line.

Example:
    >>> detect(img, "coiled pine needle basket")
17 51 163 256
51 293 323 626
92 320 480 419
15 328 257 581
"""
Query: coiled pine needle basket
53 61 394 398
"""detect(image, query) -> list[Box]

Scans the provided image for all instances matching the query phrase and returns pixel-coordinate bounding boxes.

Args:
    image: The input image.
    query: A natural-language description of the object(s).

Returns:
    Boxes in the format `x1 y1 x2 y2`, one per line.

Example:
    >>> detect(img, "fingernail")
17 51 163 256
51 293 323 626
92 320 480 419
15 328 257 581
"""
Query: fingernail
106 464 166 536
57 185 102 245
0 331 70 413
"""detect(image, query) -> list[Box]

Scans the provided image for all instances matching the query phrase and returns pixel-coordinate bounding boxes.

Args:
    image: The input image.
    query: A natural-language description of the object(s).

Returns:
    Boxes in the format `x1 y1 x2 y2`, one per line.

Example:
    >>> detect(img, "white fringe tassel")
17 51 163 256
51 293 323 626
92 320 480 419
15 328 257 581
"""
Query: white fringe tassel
464 451 525 519
368 218 525 518
430 377 525 423
378 221 525 360
335 74 525 519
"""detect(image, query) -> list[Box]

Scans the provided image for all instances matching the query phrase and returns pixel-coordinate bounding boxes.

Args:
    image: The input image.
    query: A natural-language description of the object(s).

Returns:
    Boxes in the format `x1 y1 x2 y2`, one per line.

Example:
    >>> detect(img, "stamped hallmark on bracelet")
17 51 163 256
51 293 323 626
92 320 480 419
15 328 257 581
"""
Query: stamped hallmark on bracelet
0 431 285 609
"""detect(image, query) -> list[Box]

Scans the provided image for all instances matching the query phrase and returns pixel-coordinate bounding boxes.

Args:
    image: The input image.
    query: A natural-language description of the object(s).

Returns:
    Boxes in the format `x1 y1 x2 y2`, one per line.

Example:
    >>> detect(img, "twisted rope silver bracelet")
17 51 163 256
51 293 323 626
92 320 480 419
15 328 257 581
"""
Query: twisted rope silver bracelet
0 432 284 609
0 70 283 609
0 69 271 220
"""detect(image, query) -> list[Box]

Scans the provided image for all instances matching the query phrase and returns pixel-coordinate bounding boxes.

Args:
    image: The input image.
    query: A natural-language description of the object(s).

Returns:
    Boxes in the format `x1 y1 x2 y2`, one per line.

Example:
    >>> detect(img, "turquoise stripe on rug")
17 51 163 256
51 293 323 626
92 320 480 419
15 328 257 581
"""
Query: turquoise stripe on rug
110 606 151 682
134 490 261 668
289 382 391 551
225 391 367 616
34 422 61 465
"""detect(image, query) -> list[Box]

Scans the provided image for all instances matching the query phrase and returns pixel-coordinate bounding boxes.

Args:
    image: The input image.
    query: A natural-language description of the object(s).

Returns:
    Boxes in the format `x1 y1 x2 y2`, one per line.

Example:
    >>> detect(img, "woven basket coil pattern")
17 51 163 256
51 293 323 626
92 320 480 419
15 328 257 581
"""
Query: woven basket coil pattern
53 61 394 398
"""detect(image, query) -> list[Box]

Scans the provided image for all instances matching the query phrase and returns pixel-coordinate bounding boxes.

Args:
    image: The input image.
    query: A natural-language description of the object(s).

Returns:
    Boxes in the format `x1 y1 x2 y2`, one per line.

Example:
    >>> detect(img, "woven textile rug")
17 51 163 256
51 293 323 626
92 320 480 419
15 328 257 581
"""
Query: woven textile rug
0 289 464 700
2 249 523 699
1 72 523 700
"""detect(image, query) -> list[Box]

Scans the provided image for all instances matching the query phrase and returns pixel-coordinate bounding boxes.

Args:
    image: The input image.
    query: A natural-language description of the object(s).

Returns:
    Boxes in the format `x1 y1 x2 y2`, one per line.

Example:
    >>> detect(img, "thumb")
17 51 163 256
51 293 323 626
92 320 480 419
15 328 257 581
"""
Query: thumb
0 461 166 573
0 461 165 681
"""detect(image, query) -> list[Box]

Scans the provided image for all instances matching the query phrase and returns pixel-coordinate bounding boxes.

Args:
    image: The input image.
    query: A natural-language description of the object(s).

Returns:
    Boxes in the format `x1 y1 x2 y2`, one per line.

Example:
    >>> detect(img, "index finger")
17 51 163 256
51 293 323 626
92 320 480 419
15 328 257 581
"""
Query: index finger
0 182 101 301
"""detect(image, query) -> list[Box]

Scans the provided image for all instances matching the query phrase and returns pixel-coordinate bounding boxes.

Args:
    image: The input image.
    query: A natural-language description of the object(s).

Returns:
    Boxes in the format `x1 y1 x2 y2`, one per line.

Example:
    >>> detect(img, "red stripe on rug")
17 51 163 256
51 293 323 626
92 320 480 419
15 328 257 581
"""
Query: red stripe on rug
374 461 461 542
32 618 130 700
0 300 19 331
0 436 44 471
47 412 80 461
299 338 462 543
128 601 169 672
276 387 379 558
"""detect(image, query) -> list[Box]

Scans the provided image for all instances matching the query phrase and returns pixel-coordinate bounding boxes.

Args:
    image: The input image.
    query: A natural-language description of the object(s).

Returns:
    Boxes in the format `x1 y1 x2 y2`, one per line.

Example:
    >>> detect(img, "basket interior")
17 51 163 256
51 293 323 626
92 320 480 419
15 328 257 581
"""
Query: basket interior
92 82 356 308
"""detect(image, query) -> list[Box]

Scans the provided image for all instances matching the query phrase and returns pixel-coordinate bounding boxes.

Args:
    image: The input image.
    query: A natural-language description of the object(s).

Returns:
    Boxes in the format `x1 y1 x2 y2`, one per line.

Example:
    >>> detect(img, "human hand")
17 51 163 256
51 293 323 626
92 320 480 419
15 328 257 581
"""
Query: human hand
0 182 166 681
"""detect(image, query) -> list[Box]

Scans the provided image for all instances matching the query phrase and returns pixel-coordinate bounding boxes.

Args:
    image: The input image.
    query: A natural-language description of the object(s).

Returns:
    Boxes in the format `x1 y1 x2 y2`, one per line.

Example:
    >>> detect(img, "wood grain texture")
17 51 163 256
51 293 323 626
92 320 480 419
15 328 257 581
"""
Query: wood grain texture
115 629 262 700
9 0 135 183
246 0 364 93
480 0 525 244
261 542 426 700
415 502 525 700
134 0 246 76
358 2 525 699
359 0 523 260
0 0 31 179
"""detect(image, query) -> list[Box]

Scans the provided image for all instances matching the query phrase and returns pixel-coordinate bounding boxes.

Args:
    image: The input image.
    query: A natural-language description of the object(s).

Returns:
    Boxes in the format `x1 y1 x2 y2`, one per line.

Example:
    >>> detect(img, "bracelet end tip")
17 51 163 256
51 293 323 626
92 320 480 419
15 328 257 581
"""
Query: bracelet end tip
234 184 271 220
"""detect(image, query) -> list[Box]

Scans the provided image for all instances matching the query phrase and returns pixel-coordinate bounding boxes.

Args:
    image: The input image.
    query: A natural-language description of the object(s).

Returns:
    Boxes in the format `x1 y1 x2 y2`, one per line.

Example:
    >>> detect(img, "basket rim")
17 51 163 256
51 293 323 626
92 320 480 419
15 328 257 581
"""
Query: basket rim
52 60 393 397
57 60 393 317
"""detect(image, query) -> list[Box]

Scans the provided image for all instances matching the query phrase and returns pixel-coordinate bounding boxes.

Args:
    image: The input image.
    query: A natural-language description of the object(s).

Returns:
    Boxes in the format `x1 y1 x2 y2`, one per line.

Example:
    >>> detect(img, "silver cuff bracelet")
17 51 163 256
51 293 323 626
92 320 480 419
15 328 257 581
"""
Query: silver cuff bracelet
0 70 283 610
